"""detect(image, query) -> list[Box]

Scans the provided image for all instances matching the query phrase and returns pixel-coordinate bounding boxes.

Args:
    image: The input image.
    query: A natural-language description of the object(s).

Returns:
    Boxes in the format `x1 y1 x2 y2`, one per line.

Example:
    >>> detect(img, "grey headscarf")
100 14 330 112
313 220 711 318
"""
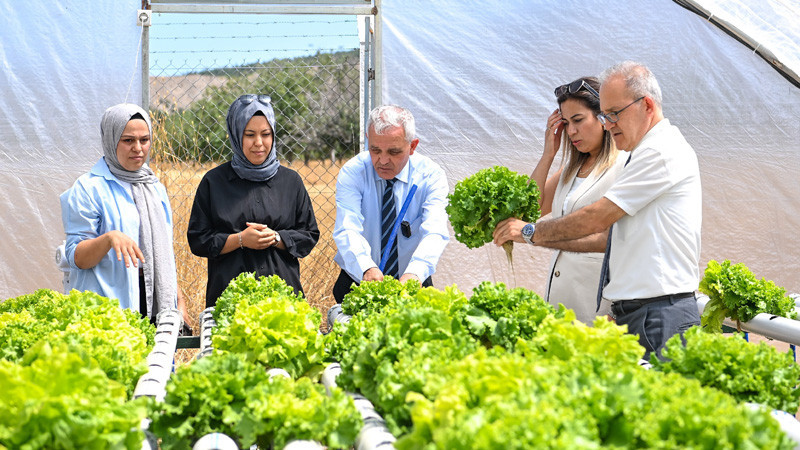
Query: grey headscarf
101 103 177 319
227 94 280 182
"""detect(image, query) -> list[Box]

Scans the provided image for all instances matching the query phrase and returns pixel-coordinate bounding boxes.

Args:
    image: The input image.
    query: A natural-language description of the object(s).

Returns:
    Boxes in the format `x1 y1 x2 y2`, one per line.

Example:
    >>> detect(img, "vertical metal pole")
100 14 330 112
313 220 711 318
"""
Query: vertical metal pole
141 19 150 111
373 0 382 106
361 15 372 153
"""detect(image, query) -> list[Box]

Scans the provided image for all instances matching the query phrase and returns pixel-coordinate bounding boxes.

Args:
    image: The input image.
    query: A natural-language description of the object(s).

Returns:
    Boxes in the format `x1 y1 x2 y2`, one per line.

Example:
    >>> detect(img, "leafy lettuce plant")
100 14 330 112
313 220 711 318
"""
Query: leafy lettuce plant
213 272 302 328
446 166 540 263
397 335 793 450
464 281 563 350
0 289 152 396
699 259 797 332
148 352 361 450
341 276 420 316
651 326 800 413
212 294 327 378
0 342 147 450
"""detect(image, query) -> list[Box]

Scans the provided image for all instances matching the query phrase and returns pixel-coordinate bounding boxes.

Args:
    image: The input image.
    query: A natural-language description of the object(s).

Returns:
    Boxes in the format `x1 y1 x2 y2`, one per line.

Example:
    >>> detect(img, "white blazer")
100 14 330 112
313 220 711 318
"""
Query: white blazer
544 155 627 324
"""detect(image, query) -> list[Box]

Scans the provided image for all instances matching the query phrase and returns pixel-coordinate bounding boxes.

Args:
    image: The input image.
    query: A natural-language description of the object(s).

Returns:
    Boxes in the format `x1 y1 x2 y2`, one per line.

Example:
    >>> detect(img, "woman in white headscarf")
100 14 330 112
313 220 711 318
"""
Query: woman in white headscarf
187 94 319 307
60 103 189 326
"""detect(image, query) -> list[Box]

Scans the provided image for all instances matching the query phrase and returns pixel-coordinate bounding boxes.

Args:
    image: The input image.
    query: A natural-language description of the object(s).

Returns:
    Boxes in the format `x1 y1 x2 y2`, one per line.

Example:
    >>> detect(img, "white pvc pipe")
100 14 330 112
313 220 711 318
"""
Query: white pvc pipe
199 306 217 352
267 368 292 379
282 440 325 450
192 432 239 450
696 294 800 345
321 362 342 394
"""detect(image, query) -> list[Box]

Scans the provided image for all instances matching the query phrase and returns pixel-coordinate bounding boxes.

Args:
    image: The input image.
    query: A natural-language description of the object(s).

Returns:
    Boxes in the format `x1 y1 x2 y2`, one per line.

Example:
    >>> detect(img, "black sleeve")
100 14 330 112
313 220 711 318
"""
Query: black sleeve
187 173 229 258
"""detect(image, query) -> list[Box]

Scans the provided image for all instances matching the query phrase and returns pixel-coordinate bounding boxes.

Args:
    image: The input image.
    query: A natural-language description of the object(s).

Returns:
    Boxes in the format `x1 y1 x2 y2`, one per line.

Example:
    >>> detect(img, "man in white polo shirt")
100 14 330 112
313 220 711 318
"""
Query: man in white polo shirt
494 61 702 359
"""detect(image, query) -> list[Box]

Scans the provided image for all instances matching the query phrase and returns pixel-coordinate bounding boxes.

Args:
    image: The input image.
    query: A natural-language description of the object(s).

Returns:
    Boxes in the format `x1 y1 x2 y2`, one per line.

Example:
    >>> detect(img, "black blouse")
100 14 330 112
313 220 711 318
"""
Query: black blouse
187 162 319 306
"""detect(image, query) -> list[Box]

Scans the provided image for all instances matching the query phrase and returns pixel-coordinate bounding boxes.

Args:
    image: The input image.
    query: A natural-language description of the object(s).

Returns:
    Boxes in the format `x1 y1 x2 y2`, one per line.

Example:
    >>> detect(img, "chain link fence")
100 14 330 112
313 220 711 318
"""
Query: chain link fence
147 13 361 331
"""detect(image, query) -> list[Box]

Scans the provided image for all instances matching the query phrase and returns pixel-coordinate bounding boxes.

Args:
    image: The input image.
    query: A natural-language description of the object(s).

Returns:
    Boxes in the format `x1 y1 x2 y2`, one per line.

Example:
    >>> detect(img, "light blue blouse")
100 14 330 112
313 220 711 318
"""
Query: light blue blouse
60 157 175 311
333 151 450 282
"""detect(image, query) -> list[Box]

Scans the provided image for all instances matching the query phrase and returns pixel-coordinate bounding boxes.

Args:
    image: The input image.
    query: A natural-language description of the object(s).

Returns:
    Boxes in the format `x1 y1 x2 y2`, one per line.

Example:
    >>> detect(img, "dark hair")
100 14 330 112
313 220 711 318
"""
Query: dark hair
556 76 617 179
252 110 266 118
130 112 146 122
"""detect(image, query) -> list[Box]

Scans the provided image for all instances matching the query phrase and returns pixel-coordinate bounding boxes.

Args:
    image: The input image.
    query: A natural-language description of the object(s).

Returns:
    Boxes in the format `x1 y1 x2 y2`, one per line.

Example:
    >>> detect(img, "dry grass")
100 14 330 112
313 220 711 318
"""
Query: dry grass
151 158 345 363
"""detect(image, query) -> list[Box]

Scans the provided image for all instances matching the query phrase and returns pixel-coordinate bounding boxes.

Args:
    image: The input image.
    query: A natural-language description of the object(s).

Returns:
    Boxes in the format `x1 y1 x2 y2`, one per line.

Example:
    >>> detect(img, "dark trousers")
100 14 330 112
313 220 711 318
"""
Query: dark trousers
332 269 433 304
613 293 700 361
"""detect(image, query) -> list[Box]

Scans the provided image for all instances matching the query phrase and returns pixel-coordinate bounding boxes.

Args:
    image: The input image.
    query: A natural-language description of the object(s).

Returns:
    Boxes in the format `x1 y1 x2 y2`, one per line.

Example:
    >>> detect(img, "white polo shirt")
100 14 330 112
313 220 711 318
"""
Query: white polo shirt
602 119 702 301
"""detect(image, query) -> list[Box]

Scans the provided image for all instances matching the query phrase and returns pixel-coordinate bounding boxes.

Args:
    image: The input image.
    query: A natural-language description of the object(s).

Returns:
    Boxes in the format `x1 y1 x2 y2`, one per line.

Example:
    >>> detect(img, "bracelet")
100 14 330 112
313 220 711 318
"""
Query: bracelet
238 232 244 249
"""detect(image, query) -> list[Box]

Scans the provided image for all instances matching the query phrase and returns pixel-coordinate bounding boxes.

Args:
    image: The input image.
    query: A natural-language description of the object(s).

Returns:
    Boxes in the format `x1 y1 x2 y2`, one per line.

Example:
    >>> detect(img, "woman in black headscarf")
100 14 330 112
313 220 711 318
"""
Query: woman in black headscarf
187 94 320 307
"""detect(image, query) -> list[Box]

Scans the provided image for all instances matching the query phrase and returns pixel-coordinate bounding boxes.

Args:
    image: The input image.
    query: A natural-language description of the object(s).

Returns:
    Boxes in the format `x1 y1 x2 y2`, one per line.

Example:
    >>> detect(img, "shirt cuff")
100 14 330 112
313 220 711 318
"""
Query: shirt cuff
355 254 378 280
404 260 430 282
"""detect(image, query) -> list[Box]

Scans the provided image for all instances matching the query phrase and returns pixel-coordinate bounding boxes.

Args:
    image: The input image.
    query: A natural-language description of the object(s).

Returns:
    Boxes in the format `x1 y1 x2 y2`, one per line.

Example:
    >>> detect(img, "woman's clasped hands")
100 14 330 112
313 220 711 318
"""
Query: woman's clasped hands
240 222 282 250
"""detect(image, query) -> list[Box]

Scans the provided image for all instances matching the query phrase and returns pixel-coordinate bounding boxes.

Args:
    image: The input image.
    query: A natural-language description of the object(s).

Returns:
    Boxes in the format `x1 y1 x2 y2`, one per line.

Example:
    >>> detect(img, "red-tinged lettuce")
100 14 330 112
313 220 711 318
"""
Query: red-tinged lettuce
0 342 147 450
148 353 360 450
651 326 800 413
446 166 540 262
699 259 797 332
212 294 327 378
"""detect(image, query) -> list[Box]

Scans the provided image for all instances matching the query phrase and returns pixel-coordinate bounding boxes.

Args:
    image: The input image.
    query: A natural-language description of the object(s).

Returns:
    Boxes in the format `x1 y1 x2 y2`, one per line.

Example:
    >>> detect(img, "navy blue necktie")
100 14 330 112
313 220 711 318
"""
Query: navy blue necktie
596 153 632 312
381 179 399 278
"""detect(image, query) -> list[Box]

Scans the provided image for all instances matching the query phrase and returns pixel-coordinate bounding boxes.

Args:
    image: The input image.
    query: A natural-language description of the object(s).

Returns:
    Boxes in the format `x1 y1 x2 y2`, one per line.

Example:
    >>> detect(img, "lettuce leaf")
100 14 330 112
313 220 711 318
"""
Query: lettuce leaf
652 326 800 413
149 352 361 449
446 166 540 249
699 259 797 332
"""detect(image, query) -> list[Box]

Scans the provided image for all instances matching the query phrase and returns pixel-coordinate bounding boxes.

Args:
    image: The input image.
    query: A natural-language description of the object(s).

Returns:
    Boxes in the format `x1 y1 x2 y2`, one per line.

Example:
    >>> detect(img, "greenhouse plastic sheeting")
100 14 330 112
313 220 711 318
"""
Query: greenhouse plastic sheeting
1 1 144 298
380 0 800 295
1 0 799 300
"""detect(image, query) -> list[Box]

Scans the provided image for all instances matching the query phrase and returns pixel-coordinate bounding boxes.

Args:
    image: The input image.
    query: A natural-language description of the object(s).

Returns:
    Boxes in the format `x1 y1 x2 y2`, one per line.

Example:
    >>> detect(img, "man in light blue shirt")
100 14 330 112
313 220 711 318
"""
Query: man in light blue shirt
332 105 450 302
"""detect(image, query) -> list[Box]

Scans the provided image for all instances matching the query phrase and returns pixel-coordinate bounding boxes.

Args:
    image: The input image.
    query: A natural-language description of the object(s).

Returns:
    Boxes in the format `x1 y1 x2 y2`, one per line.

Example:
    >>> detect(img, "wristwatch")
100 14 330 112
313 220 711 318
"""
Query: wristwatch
274 232 282 244
521 223 535 245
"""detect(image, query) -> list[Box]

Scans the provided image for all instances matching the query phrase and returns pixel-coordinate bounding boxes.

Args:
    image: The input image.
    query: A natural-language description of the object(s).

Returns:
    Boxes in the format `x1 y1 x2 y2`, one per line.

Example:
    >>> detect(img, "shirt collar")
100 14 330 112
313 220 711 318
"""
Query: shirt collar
393 155 412 184
92 157 128 184
635 118 671 152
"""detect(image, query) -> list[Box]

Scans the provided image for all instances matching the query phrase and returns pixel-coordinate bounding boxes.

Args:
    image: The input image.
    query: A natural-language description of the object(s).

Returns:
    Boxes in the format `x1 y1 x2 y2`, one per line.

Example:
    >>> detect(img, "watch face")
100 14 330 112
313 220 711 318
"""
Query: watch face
522 223 534 237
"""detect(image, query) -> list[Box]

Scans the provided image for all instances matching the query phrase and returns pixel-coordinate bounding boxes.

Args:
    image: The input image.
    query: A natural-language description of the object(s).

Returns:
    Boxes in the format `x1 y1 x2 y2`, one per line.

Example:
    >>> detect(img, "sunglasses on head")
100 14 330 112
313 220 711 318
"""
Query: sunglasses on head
238 94 272 105
554 79 600 98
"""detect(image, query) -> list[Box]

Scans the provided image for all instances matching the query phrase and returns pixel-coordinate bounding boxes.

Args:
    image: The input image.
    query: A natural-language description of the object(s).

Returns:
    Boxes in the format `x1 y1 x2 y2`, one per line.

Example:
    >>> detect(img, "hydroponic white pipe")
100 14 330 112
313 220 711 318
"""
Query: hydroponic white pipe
192 432 238 450
199 307 216 353
134 308 182 399
326 304 351 332
320 363 396 449
696 294 800 345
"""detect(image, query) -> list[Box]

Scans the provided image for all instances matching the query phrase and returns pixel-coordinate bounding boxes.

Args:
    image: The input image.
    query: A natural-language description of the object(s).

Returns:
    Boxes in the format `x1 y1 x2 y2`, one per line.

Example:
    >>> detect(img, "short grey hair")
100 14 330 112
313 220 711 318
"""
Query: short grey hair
599 61 663 108
367 105 416 142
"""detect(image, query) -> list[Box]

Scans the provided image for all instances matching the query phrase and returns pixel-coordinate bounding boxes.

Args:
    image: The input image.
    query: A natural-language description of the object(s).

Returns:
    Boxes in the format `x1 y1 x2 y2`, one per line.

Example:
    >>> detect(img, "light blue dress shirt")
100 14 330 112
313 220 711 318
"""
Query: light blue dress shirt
60 157 175 311
333 151 450 282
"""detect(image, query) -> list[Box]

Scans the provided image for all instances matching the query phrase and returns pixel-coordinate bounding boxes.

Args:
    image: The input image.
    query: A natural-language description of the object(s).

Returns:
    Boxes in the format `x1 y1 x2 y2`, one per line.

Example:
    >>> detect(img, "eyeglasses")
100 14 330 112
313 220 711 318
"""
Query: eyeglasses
554 79 600 99
597 96 645 124
238 94 272 105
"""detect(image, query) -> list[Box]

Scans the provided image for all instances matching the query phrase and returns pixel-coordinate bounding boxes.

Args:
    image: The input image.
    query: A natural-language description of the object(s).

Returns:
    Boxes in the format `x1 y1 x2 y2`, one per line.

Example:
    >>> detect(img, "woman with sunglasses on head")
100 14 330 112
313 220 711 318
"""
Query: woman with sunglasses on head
187 94 320 307
60 103 190 328
530 77 626 324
